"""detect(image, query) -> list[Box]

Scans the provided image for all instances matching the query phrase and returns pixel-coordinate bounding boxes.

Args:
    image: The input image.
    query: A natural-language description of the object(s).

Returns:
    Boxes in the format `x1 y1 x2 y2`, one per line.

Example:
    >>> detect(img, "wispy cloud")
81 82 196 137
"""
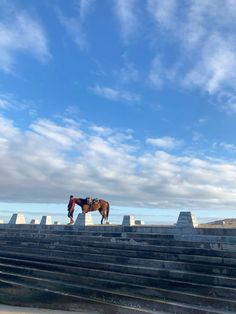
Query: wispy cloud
0 93 36 113
148 56 164 88
219 142 236 153
184 33 236 94
146 136 182 149
0 94 12 109
222 94 236 114
0 6 51 73
91 85 141 103
118 57 139 83
147 0 177 29
113 0 140 42
56 0 94 50
30 119 83 148
79 0 95 21
147 1 236 103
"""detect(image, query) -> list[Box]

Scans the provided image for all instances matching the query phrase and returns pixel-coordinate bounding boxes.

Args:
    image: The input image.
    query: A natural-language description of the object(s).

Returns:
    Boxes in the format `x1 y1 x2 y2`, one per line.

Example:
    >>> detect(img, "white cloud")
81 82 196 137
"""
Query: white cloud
0 115 20 139
0 94 12 109
57 11 87 50
185 34 236 94
148 56 164 88
30 119 83 148
0 9 50 73
79 0 95 21
218 142 236 153
0 93 37 113
113 0 140 42
222 94 236 114
0 114 236 209
147 1 236 101
91 85 141 103
119 60 139 83
147 0 177 29
146 136 182 149
57 0 94 50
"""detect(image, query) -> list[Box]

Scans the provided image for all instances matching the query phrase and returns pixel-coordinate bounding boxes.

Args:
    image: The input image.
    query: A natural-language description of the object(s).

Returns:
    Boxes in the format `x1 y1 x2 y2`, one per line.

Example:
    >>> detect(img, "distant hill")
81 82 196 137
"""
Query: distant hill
206 218 236 225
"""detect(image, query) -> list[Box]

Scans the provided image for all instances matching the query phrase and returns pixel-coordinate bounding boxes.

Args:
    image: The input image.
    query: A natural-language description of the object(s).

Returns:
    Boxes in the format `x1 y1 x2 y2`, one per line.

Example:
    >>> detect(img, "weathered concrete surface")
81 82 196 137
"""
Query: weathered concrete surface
122 215 135 226
40 216 52 225
0 304 99 314
8 214 26 224
0 220 235 313
75 213 94 226
176 211 198 228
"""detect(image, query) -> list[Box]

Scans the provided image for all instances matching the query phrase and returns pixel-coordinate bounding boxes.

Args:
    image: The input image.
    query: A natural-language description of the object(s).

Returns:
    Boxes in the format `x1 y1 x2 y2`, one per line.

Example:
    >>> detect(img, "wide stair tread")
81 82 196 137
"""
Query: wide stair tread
0 238 236 262
0 246 235 282
0 270 233 314
0 261 235 312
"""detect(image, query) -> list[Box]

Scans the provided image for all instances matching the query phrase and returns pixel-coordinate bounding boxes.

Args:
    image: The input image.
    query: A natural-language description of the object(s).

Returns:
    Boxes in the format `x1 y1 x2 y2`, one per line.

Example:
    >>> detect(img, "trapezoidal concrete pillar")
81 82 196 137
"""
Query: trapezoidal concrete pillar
9 213 26 224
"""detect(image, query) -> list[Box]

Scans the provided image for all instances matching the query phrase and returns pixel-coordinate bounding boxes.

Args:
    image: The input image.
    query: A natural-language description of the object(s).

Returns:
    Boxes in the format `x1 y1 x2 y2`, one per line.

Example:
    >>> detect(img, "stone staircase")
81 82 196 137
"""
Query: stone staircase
0 226 235 313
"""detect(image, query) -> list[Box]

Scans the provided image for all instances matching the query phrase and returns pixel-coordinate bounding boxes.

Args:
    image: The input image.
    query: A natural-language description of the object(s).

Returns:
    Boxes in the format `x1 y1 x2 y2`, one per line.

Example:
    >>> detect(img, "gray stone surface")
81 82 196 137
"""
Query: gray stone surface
75 213 93 226
30 219 39 225
122 215 135 226
176 211 198 228
40 216 52 225
8 214 26 224
0 223 235 313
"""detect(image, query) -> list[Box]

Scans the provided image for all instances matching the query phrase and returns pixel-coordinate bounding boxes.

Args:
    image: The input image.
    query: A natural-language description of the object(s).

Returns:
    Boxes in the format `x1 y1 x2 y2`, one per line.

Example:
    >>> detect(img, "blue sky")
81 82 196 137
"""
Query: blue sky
0 0 236 223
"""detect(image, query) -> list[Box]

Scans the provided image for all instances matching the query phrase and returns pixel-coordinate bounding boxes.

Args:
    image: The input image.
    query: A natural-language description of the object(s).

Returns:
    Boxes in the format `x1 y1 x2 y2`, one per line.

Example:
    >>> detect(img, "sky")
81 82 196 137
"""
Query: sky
0 0 236 224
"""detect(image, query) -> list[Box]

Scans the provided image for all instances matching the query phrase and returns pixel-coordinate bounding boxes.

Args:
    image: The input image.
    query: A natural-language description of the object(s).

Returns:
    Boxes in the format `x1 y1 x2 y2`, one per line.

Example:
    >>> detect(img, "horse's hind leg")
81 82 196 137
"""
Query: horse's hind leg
99 208 103 224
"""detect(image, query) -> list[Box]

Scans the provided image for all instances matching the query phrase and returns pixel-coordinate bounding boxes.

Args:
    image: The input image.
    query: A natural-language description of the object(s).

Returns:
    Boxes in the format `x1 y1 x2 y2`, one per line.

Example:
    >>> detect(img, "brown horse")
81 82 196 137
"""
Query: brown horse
67 195 110 224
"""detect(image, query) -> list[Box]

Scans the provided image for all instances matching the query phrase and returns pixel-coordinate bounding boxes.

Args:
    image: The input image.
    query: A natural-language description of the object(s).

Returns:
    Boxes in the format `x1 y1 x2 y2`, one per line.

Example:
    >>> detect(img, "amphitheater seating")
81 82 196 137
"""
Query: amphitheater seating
0 225 235 313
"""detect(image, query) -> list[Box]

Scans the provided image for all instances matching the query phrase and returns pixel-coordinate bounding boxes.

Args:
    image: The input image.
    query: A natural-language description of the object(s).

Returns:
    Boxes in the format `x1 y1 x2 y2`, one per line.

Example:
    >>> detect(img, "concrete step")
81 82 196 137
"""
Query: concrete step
0 255 235 300
0 270 234 314
1 231 236 253
0 243 235 278
8 239 236 268
0 262 236 312
1 235 236 260
0 249 235 288
0 278 160 314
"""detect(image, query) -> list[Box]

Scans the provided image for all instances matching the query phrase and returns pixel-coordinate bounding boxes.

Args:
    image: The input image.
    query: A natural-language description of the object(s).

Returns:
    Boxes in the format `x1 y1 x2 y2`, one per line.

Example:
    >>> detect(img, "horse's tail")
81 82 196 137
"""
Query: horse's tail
106 202 110 220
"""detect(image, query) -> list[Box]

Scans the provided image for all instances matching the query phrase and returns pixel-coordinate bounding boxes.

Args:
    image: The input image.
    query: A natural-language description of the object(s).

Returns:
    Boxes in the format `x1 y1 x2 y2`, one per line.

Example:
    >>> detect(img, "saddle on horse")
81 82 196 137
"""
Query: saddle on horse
86 197 99 206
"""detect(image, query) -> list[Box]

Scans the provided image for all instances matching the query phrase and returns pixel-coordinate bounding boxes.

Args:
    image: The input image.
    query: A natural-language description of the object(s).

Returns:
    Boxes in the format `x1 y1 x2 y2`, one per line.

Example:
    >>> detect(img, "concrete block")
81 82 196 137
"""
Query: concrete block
135 219 145 225
75 213 93 226
40 216 52 225
122 215 135 226
176 211 198 228
30 219 40 224
9 213 26 224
